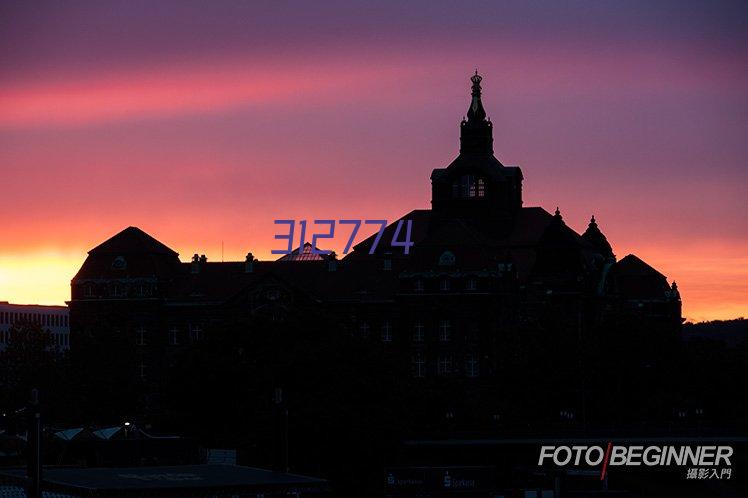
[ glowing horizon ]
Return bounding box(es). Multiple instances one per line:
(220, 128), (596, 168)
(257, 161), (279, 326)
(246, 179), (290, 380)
(1, 1), (746, 322)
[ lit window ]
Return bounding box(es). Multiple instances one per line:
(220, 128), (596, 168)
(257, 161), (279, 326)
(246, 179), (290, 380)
(438, 320), (451, 341)
(453, 175), (486, 198)
(383, 258), (392, 271)
(380, 321), (392, 342)
(440, 279), (450, 291)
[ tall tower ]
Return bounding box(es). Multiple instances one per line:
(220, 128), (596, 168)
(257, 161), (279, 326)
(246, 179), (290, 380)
(431, 72), (523, 220)
(460, 71), (493, 154)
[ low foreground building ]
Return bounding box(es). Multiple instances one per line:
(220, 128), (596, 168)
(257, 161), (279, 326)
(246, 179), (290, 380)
(0, 464), (327, 497)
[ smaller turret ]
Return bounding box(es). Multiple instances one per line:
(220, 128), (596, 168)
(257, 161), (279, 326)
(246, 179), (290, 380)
(582, 215), (615, 260)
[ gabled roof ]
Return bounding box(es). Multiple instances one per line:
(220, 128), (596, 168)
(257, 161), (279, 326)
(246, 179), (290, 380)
(614, 254), (667, 279)
(89, 227), (178, 256)
(607, 254), (671, 299)
(276, 242), (328, 262)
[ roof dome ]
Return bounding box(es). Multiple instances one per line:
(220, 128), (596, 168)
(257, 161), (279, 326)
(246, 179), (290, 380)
(582, 215), (614, 259)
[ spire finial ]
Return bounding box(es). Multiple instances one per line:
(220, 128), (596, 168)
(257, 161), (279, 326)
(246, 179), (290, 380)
(555, 206), (561, 217)
(467, 71), (486, 122)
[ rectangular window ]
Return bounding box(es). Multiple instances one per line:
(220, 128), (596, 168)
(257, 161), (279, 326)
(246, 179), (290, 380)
(136, 327), (146, 346)
(380, 321), (392, 342)
(189, 324), (202, 342)
(413, 321), (424, 342)
(437, 355), (453, 376)
(465, 354), (480, 377)
(438, 320), (451, 342)
(477, 178), (486, 197)
(358, 322), (370, 337)
(412, 353), (426, 378)
(169, 327), (179, 345)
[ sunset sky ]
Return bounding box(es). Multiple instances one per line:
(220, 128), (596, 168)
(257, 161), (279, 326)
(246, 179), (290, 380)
(1, 0), (746, 322)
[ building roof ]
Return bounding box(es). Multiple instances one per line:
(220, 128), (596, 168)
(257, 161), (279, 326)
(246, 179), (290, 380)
(89, 227), (179, 256)
(0, 464), (326, 494)
(582, 215), (614, 259)
(607, 254), (672, 299)
(614, 254), (667, 279)
(276, 242), (329, 262)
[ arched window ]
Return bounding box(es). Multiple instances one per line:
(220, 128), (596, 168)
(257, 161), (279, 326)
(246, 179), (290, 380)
(452, 175), (486, 198)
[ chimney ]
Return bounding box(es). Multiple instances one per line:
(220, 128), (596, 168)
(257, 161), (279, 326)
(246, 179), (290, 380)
(245, 252), (255, 273)
(191, 254), (200, 274)
(327, 252), (338, 272)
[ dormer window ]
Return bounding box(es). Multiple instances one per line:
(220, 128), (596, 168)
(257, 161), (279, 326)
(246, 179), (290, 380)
(112, 284), (125, 297)
(440, 278), (451, 291)
(452, 175), (486, 198)
(466, 278), (477, 291)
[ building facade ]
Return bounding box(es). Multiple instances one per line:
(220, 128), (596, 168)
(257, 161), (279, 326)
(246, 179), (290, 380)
(68, 73), (682, 423)
(0, 301), (70, 351)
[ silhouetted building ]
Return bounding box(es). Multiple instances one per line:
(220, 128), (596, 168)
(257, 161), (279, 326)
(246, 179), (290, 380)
(68, 73), (682, 425)
(0, 302), (70, 352)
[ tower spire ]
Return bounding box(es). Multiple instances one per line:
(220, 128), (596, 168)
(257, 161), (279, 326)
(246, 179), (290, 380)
(467, 70), (487, 122)
(459, 71), (493, 154)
